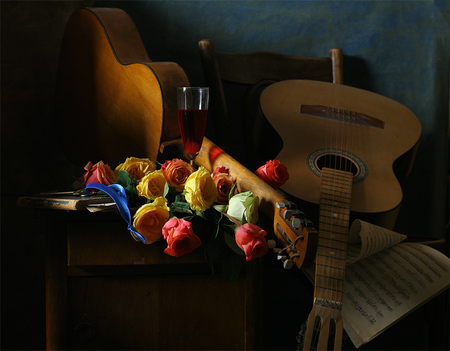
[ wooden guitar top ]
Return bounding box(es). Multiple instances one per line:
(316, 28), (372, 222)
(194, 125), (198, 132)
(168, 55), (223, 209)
(260, 80), (421, 213)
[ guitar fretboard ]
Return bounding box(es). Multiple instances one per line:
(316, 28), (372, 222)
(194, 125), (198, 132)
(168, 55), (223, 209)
(314, 167), (353, 308)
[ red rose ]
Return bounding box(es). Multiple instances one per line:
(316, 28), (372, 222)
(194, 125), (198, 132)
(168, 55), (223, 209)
(161, 159), (195, 192)
(211, 167), (236, 204)
(255, 160), (289, 189)
(162, 218), (202, 257)
(83, 161), (116, 186)
(235, 223), (268, 261)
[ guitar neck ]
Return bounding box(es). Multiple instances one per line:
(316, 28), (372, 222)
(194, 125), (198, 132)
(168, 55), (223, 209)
(314, 167), (353, 305)
(302, 167), (353, 351)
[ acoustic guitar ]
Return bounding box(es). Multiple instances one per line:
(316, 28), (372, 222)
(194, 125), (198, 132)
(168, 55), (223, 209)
(259, 80), (421, 350)
(54, 7), (190, 167)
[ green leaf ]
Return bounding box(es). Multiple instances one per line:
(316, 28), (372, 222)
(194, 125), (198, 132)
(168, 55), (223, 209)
(223, 230), (244, 256)
(204, 234), (223, 274)
(213, 204), (228, 213)
(222, 247), (242, 284)
(116, 170), (132, 188)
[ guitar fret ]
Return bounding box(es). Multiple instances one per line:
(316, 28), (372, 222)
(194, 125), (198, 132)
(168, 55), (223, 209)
(317, 263), (345, 270)
(317, 253), (346, 261)
(320, 210), (351, 220)
(320, 198), (348, 206)
(319, 221), (348, 235)
(321, 186), (352, 194)
(318, 244), (347, 251)
(321, 190), (352, 199)
(317, 274), (344, 282)
(318, 238), (348, 246)
(315, 285), (345, 294)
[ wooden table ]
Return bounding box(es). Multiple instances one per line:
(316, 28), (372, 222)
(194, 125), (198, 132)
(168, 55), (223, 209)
(43, 210), (262, 350)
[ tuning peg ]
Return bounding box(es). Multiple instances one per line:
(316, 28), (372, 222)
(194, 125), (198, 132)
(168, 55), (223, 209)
(272, 247), (282, 254)
(277, 254), (294, 269)
(291, 217), (301, 229)
(276, 201), (297, 209)
(276, 202), (287, 209)
(283, 209), (294, 220)
(267, 239), (277, 249)
(283, 258), (294, 270)
(304, 219), (315, 228)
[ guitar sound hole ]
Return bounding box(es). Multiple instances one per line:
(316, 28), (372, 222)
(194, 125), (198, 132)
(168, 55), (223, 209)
(316, 154), (359, 176)
(308, 148), (368, 184)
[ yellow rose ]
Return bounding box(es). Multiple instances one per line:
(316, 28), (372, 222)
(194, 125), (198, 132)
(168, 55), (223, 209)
(115, 157), (156, 180)
(184, 166), (217, 211)
(136, 170), (167, 200)
(132, 197), (170, 244)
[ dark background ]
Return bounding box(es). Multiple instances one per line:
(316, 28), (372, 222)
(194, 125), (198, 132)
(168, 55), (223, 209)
(1, 1), (448, 350)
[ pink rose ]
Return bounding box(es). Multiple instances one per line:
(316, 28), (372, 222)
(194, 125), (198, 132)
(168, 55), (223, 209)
(213, 166), (228, 174)
(255, 160), (289, 189)
(83, 161), (117, 186)
(235, 223), (268, 261)
(161, 158), (195, 192)
(162, 218), (202, 257)
(211, 166), (236, 204)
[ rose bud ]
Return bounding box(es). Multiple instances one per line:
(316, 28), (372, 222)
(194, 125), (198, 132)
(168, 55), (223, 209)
(132, 197), (170, 244)
(227, 191), (260, 225)
(162, 218), (202, 257)
(83, 160), (117, 186)
(211, 168), (236, 205)
(184, 166), (217, 211)
(115, 157), (156, 180)
(161, 158), (195, 192)
(255, 159), (289, 189)
(136, 170), (167, 200)
(235, 223), (268, 261)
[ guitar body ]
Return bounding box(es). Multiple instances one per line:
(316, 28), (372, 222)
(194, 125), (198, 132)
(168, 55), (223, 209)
(260, 80), (421, 214)
(55, 8), (189, 166)
(261, 80), (421, 350)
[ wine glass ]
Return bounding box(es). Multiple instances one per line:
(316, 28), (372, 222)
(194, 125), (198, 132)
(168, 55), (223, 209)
(177, 87), (209, 164)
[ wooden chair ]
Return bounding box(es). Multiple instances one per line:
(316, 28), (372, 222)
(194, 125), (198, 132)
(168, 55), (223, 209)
(198, 38), (343, 170)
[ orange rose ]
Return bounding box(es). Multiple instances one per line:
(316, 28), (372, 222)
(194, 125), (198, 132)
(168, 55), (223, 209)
(161, 158), (195, 192)
(115, 157), (156, 180)
(211, 167), (236, 204)
(132, 197), (170, 244)
(136, 170), (167, 200)
(235, 223), (268, 261)
(255, 160), (289, 189)
(83, 161), (116, 186)
(162, 218), (201, 257)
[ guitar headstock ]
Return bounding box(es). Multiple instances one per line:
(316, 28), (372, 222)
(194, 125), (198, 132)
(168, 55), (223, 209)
(272, 201), (318, 269)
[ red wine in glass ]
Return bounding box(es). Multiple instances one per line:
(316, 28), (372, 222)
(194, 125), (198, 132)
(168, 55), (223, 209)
(178, 109), (208, 160)
(177, 87), (209, 163)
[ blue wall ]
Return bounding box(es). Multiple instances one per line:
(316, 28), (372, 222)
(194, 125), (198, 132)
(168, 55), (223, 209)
(98, 0), (449, 239)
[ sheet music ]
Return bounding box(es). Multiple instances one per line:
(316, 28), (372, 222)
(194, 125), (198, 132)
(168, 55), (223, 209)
(342, 242), (450, 348)
(346, 220), (407, 264)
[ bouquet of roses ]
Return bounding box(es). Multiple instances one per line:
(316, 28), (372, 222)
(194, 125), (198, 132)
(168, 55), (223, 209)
(82, 156), (288, 283)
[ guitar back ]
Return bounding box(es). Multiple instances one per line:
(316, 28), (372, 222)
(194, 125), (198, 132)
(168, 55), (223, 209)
(55, 8), (189, 166)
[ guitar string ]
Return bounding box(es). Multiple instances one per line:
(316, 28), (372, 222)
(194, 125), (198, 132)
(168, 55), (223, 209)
(322, 104), (340, 347)
(311, 104), (334, 349)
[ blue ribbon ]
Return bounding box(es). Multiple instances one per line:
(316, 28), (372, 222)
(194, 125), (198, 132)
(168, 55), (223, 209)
(85, 182), (146, 243)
